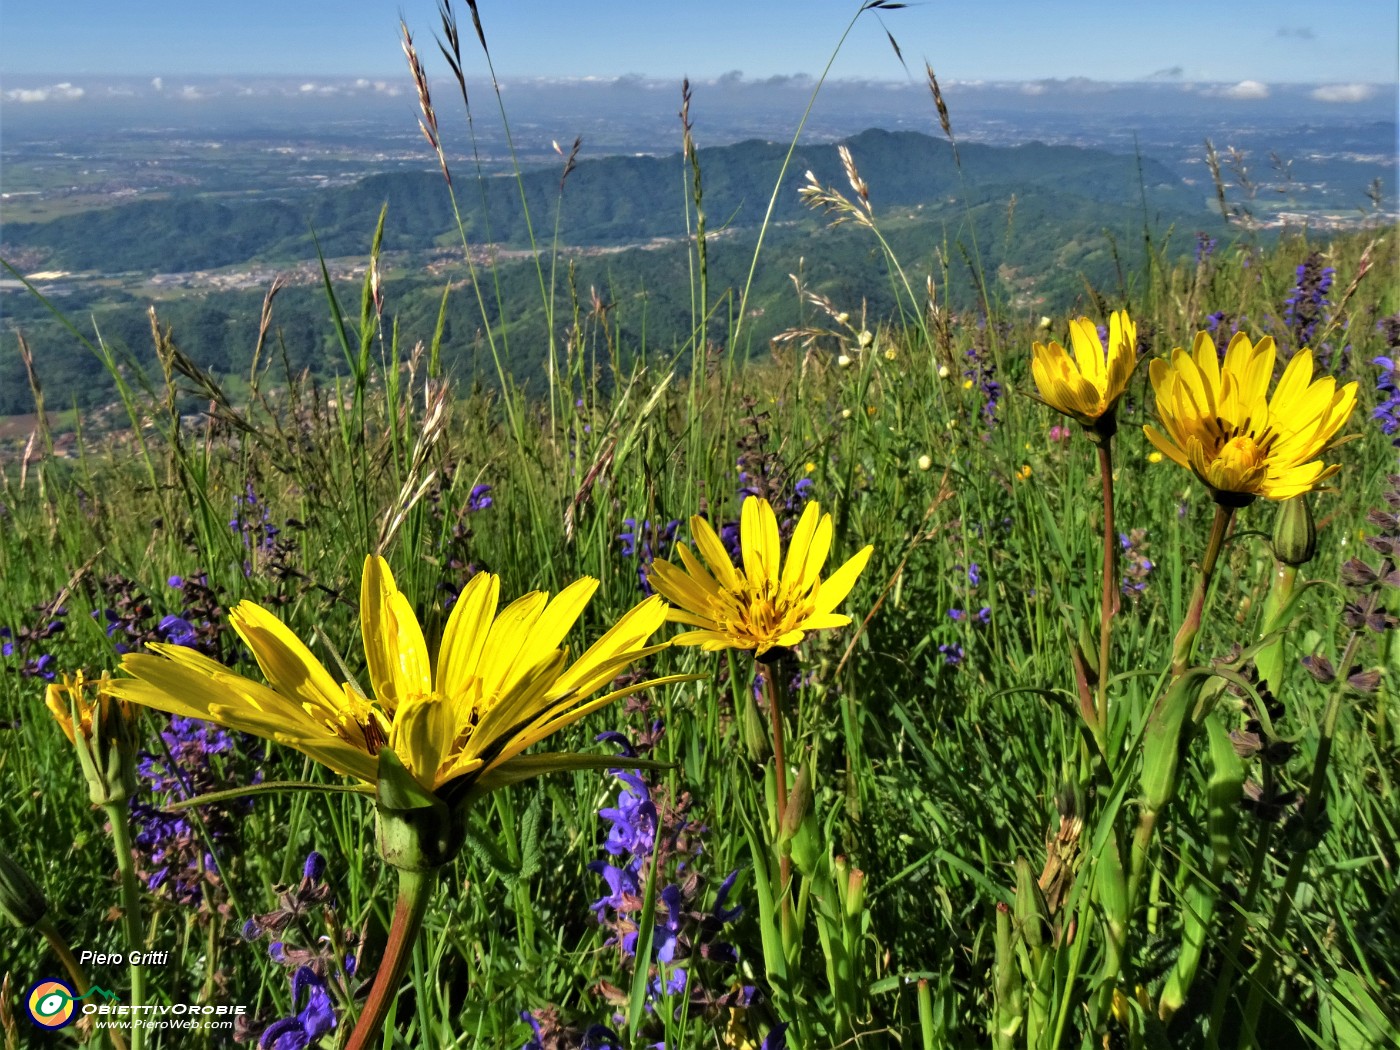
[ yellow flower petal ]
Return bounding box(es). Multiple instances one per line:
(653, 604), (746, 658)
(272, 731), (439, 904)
(231, 600), (343, 720)
(435, 571), (500, 699)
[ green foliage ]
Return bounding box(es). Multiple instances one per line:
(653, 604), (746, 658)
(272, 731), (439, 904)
(0, 59), (1396, 1046)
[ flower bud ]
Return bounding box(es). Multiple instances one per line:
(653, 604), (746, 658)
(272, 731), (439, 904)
(778, 764), (813, 845)
(0, 849), (48, 929)
(917, 454), (932, 471)
(1271, 496), (1317, 566)
(1012, 856), (1049, 953)
(46, 671), (140, 805)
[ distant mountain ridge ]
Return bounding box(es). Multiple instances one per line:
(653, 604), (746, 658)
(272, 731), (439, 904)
(3, 129), (1206, 274)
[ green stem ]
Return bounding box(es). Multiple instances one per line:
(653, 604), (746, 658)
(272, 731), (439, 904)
(1097, 442), (1119, 736)
(36, 917), (128, 1050)
(763, 668), (795, 940)
(1235, 629), (1362, 1049)
(103, 801), (145, 1050)
(1170, 503), (1234, 679)
(344, 866), (436, 1050)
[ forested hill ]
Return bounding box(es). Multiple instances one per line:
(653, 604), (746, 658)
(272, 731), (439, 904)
(4, 129), (1205, 274)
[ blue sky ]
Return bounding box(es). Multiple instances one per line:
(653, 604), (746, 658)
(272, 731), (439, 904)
(1, 0), (1396, 84)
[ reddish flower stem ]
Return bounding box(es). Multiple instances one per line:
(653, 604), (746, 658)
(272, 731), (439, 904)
(1170, 504), (1234, 679)
(763, 668), (795, 936)
(1097, 443), (1119, 732)
(344, 867), (435, 1050)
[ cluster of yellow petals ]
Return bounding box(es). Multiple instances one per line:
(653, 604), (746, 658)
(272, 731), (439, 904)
(1143, 331), (1357, 503)
(109, 557), (673, 795)
(45, 669), (132, 745)
(1031, 310), (1137, 428)
(648, 497), (873, 655)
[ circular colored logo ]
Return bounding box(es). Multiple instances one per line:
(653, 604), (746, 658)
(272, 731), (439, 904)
(26, 979), (78, 1029)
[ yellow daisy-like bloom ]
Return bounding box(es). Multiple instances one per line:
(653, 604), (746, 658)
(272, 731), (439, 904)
(109, 557), (673, 798)
(1143, 331), (1357, 505)
(648, 497), (873, 655)
(1031, 310), (1137, 432)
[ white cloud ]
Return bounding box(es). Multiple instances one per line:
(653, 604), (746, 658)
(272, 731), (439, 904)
(151, 76), (164, 92)
(1311, 83), (1376, 103)
(177, 85), (205, 100)
(1220, 80), (1270, 99)
(299, 82), (318, 92)
(1020, 82), (1047, 95)
(3, 82), (84, 103)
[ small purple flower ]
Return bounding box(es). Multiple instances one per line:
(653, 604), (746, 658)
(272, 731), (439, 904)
(619, 517), (680, 595)
(467, 484), (494, 513)
(259, 967), (336, 1050)
(157, 614), (199, 649)
(232, 483), (280, 556)
(1119, 529), (1155, 598)
(302, 851), (326, 881)
(966, 563), (981, 587)
(938, 642), (964, 666)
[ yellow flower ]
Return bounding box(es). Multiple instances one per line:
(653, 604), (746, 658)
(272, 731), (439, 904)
(1143, 332), (1357, 504)
(1031, 310), (1136, 432)
(647, 497), (873, 655)
(46, 669), (133, 746)
(109, 557), (674, 799)
(1016, 464), (1033, 481)
(1147, 451), (1164, 464)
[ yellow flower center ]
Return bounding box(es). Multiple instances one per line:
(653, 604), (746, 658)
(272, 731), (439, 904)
(712, 579), (810, 649)
(1205, 417), (1279, 493)
(1217, 434), (1263, 474)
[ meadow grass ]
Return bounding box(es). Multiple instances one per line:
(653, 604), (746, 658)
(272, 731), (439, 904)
(1, 7), (1398, 1048)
